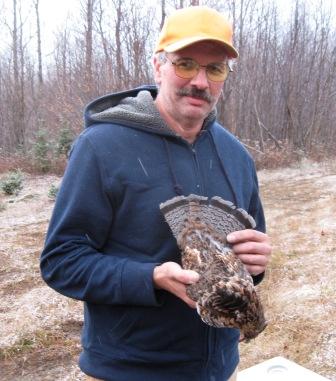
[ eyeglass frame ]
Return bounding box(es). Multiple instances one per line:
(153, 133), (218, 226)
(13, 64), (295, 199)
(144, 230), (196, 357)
(161, 53), (233, 82)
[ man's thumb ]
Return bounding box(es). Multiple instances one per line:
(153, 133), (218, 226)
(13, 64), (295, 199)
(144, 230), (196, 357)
(180, 270), (200, 284)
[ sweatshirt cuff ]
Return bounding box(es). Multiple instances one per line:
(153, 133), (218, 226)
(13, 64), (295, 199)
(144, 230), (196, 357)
(121, 260), (161, 306)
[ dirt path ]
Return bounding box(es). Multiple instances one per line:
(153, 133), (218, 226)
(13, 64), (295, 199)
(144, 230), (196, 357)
(1, 159), (335, 380)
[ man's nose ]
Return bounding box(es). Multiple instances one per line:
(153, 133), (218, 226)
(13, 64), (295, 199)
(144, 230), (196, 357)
(189, 67), (209, 89)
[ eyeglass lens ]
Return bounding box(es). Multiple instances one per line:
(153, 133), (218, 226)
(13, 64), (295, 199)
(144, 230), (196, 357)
(172, 58), (229, 82)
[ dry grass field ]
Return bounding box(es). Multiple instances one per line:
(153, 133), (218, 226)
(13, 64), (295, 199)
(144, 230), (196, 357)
(1, 159), (335, 380)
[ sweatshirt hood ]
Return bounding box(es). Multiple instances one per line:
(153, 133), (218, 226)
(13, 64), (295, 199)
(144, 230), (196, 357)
(84, 85), (216, 137)
(84, 85), (219, 198)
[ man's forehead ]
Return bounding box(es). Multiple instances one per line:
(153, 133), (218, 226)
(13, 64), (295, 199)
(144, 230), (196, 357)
(171, 41), (229, 59)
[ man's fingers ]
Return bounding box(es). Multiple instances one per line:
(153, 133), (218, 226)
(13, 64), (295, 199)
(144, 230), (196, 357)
(226, 230), (272, 276)
(153, 263), (199, 308)
(232, 241), (272, 256)
(227, 229), (270, 244)
(185, 297), (197, 309)
(243, 264), (265, 276)
(237, 253), (269, 267)
(175, 269), (200, 285)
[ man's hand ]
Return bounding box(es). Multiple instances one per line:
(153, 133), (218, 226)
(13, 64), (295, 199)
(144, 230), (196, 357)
(227, 229), (272, 276)
(153, 262), (199, 308)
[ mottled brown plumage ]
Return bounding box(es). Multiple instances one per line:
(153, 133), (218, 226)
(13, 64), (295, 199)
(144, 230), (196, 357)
(160, 194), (267, 341)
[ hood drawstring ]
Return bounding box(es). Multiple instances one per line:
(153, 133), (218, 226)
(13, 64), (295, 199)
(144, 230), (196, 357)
(163, 138), (184, 196)
(163, 132), (238, 203)
(208, 131), (239, 206)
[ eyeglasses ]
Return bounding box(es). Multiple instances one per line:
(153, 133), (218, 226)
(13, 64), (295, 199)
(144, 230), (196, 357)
(165, 55), (232, 82)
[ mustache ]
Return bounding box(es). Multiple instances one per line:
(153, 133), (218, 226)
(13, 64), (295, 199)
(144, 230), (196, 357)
(176, 87), (213, 103)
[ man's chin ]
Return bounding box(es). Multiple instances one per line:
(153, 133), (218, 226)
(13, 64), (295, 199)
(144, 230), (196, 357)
(181, 104), (210, 120)
(184, 96), (209, 107)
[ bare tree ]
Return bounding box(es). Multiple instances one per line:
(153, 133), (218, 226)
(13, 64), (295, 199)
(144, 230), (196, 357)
(9, 0), (26, 150)
(33, 0), (43, 86)
(113, 0), (125, 86)
(81, 0), (96, 98)
(160, 0), (166, 29)
(96, 0), (113, 84)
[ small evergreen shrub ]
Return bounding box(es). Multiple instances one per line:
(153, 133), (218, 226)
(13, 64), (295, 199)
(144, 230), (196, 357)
(32, 126), (51, 173)
(1, 170), (24, 195)
(56, 124), (74, 158)
(48, 184), (59, 200)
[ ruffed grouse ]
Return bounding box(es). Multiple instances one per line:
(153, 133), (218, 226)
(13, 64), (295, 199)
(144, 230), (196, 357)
(160, 194), (267, 341)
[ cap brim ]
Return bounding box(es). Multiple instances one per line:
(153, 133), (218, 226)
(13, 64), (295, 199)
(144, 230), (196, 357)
(163, 36), (238, 58)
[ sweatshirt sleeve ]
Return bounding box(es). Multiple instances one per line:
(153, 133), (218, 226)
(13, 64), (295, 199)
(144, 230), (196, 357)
(248, 161), (267, 286)
(248, 163), (266, 234)
(40, 134), (160, 306)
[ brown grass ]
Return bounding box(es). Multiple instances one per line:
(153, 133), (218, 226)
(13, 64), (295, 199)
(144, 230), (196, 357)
(239, 159), (336, 380)
(244, 140), (335, 171)
(0, 141), (334, 175)
(0, 323), (82, 381)
(0, 153), (67, 175)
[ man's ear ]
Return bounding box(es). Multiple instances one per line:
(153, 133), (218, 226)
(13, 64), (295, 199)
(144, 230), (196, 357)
(153, 55), (163, 85)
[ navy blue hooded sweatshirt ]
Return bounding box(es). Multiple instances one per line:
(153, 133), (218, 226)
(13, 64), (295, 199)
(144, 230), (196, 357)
(40, 86), (265, 381)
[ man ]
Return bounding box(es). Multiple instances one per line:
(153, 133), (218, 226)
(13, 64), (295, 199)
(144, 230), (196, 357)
(40, 6), (271, 381)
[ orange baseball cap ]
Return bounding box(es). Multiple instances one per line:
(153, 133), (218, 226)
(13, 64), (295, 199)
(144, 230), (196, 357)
(154, 6), (238, 58)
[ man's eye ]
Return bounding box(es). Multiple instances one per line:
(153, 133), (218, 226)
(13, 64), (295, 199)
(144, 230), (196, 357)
(177, 60), (195, 70)
(208, 64), (226, 74)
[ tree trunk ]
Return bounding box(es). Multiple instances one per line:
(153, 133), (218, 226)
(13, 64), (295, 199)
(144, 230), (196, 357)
(34, 0), (43, 86)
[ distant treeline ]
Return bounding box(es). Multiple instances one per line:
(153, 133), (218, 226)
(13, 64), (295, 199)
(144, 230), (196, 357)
(0, 0), (335, 160)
